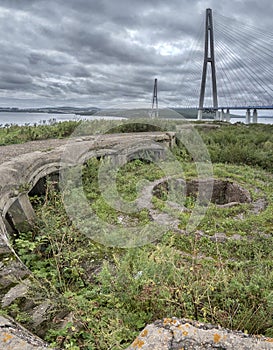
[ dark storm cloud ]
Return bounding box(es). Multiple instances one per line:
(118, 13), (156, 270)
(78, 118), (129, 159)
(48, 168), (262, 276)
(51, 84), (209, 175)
(0, 0), (272, 107)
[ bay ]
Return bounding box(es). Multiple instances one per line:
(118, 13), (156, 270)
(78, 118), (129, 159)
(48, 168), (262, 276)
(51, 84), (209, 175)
(0, 112), (77, 126)
(230, 116), (273, 124)
(0, 112), (272, 126)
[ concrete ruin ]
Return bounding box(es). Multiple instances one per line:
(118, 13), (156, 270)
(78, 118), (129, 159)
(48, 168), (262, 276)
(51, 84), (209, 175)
(152, 178), (252, 205)
(0, 131), (272, 349)
(0, 132), (175, 348)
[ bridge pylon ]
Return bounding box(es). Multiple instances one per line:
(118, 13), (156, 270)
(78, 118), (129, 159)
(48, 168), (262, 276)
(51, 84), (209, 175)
(151, 78), (158, 118)
(198, 8), (218, 120)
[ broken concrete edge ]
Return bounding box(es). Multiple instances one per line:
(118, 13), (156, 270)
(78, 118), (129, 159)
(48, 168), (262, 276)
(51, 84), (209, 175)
(0, 132), (175, 212)
(126, 317), (273, 350)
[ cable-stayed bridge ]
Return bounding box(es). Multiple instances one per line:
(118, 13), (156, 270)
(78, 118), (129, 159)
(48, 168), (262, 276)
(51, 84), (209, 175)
(152, 8), (273, 123)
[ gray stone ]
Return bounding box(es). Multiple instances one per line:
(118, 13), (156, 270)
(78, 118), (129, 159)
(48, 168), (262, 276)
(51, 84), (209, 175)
(127, 323), (171, 350)
(0, 258), (29, 289)
(252, 198), (267, 214)
(149, 210), (180, 228)
(230, 233), (244, 241)
(217, 201), (240, 208)
(166, 200), (190, 212)
(127, 318), (273, 350)
(225, 182), (251, 203)
(0, 316), (53, 350)
(210, 232), (228, 243)
(30, 300), (53, 328)
(2, 280), (30, 307)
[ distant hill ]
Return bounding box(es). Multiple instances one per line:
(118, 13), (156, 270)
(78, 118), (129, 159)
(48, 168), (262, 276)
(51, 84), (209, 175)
(0, 106), (100, 115)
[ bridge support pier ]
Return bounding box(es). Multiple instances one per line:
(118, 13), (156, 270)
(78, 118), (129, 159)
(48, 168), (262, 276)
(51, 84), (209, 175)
(219, 109), (230, 122)
(220, 109), (224, 121)
(246, 109), (251, 124)
(215, 110), (220, 120)
(197, 109), (203, 120)
(252, 109), (258, 123)
(225, 109), (230, 122)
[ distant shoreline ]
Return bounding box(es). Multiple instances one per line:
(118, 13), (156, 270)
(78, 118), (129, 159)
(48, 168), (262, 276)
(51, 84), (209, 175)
(0, 111), (272, 126)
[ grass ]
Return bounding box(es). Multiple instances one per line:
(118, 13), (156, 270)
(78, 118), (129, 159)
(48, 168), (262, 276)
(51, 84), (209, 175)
(12, 159), (273, 349)
(3, 121), (273, 349)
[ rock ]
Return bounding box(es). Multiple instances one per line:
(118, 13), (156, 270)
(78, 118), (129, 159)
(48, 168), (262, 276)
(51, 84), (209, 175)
(30, 300), (53, 329)
(225, 182), (251, 203)
(128, 323), (171, 349)
(149, 210), (180, 228)
(2, 280), (30, 307)
(252, 198), (267, 214)
(210, 232), (228, 243)
(0, 315), (53, 350)
(217, 201), (240, 208)
(166, 200), (189, 212)
(230, 233), (243, 241)
(0, 257), (29, 289)
(127, 318), (273, 350)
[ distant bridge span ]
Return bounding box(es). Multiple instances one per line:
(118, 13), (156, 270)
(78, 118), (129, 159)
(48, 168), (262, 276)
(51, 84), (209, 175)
(204, 106), (273, 111)
(200, 106), (273, 123)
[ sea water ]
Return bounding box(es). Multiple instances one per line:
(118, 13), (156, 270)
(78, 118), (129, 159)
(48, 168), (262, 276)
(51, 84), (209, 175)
(0, 112), (272, 126)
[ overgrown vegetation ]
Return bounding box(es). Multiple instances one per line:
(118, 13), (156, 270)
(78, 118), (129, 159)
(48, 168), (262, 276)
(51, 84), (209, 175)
(0, 118), (179, 145)
(199, 123), (273, 171)
(6, 121), (273, 349)
(0, 121), (80, 145)
(2, 119), (273, 172)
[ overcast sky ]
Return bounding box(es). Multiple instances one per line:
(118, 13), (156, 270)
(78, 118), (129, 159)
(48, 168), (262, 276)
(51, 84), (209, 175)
(0, 0), (273, 109)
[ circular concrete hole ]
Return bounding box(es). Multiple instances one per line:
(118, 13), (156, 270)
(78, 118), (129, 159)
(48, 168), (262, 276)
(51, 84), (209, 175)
(152, 178), (252, 205)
